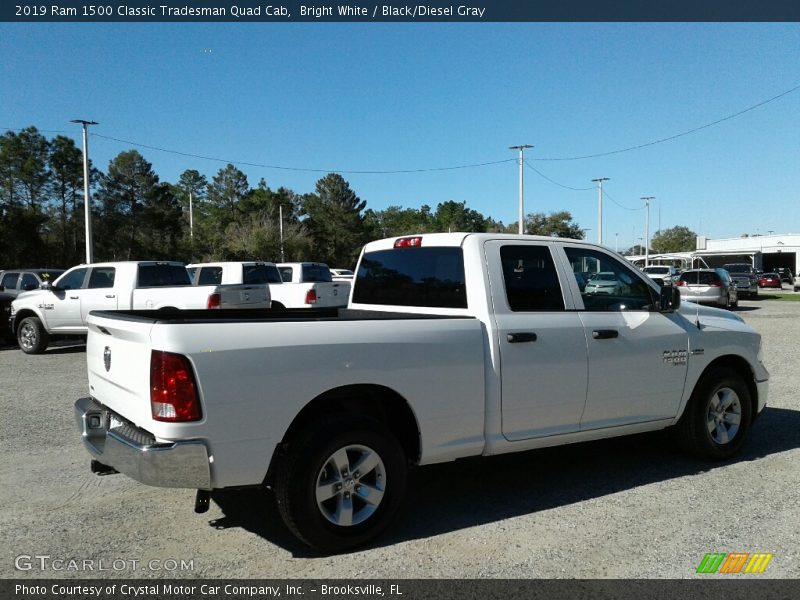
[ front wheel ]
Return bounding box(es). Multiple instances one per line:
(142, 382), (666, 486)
(677, 367), (752, 460)
(274, 416), (407, 552)
(17, 316), (49, 354)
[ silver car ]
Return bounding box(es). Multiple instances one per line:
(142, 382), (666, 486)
(584, 271), (622, 295)
(676, 268), (738, 309)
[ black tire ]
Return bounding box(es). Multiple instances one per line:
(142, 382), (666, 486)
(677, 367), (752, 460)
(271, 302), (286, 310)
(17, 316), (49, 354)
(274, 415), (407, 552)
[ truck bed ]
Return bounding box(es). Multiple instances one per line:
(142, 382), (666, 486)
(89, 307), (471, 324)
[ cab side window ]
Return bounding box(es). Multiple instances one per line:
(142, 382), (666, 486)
(500, 245), (565, 312)
(20, 273), (39, 290)
(565, 247), (654, 312)
(58, 268), (88, 291)
(197, 267), (223, 285)
(88, 267), (116, 289)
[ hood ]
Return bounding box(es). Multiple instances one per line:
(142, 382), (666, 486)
(11, 288), (50, 306)
(678, 301), (749, 332)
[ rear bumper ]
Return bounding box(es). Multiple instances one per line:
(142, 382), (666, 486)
(74, 397), (211, 489)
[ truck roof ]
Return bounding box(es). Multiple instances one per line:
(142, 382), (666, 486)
(363, 232), (607, 252)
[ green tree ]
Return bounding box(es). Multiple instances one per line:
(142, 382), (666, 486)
(433, 200), (488, 233)
(48, 135), (85, 265)
(95, 150), (160, 260)
(301, 173), (369, 268)
(650, 225), (697, 253)
(524, 210), (584, 239)
(0, 128), (51, 265)
(206, 163), (249, 226)
(364, 205), (435, 238)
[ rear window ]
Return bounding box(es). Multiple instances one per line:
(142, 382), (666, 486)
(243, 264), (283, 284)
(680, 271), (719, 285)
(302, 264), (333, 283)
(723, 264), (752, 274)
(137, 264), (191, 287)
(353, 247), (467, 309)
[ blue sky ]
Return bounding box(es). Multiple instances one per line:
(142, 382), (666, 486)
(2, 23), (799, 247)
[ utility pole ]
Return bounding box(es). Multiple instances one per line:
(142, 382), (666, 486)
(279, 204), (285, 262)
(71, 119), (98, 264)
(615, 232), (619, 253)
(509, 145), (533, 234)
(189, 191), (194, 239)
(591, 177), (609, 245)
(641, 196), (655, 267)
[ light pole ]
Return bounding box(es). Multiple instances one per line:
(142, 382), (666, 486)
(641, 196), (654, 267)
(615, 232), (619, 253)
(71, 119), (98, 264)
(591, 177), (609, 245)
(509, 144), (533, 234)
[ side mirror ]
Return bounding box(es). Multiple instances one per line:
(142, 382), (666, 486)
(660, 285), (681, 312)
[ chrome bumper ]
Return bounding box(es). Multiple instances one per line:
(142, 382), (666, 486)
(74, 397), (211, 489)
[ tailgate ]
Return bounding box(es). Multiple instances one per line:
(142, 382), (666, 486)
(217, 284), (270, 309)
(311, 281), (351, 307)
(85, 313), (155, 428)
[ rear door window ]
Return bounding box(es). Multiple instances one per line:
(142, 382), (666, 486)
(353, 247), (466, 308)
(20, 273), (40, 290)
(500, 245), (565, 311)
(88, 267), (116, 289)
(278, 267), (293, 282)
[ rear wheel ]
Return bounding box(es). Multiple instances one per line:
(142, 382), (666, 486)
(274, 415), (407, 552)
(677, 367), (752, 460)
(17, 316), (49, 354)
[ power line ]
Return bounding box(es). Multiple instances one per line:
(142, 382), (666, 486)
(524, 160), (593, 191)
(603, 189), (644, 212)
(531, 82), (800, 161)
(90, 132), (516, 174)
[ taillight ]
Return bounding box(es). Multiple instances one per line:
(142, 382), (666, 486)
(207, 293), (221, 309)
(676, 280), (686, 287)
(150, 350), (202, 422)
(394, 236), (423, 248)
(305, 289), (317, 305)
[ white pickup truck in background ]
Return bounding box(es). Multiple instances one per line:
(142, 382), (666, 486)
(11, 261), (270, 354)
(75, 234), (768, 552)
(187, 261), (349, 309)
(277, 262), (351, 307)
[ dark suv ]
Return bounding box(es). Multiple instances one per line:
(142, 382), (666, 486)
(0, 269), (65, 298)
(722, 263), (759, 299)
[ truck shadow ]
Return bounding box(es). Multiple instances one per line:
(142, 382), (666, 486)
(209, 406), (800, 557)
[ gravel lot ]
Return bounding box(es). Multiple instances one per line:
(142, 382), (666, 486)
(1, 298), (799, 579)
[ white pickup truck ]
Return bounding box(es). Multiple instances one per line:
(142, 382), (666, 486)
(187, 261), (347, 309)
(12, 261), (270, 354)
(75, 234), (768, 552)
(277, 262), (351, 308)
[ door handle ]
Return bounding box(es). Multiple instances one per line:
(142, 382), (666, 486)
(507, 332), (537, 343)
(69, 295), (79, 300)
(105, 294), (116, 299)
(592, 329), (619, 340)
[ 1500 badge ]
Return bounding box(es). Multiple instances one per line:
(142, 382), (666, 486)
(663, 350), (688, 365)
(37, 303), (54, 310)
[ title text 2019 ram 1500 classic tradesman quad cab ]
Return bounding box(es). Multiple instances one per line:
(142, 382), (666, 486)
(74, 234), (768, 552)
(11, 261), (270, 354)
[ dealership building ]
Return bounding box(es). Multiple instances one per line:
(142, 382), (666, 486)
(630, 233), (800, 274)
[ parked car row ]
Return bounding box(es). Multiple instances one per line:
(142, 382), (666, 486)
(3, 260), (350, 352)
